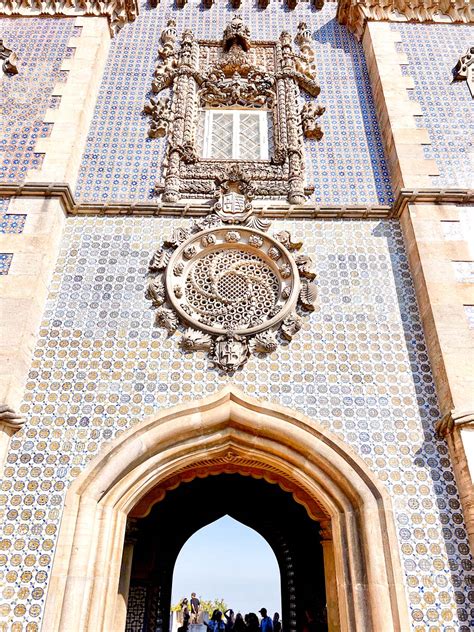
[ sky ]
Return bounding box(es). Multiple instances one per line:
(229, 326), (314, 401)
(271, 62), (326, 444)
(171, 515), (282, 616)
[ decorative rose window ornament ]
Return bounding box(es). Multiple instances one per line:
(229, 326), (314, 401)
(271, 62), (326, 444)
(145, 175), (317, 372)
(143, 15), (325, 204)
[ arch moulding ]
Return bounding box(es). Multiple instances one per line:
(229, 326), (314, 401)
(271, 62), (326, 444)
(43, 386), (409, 632)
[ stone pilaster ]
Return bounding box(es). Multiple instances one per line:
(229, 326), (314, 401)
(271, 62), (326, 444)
(26, 16), (111, 186)
(401, 203), (474, 552)
(362, 22), (439, 195)
(0, 16), (112, 468)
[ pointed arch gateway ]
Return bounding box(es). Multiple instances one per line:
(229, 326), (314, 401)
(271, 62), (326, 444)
(43, 387), (409, 632)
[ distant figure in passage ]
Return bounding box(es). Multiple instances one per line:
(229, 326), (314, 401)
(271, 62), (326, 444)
(246, 612), (260, 632)
(233, 613), (246, 632)
(259, 608), (273, 631)
(205, 609), (226, 631)
(190, 593), (200, 623)
(302, 609), (318, 632)
(272, 613), (281, 632)
(180, 598), (190, 627)
(224, 608), (235, 630)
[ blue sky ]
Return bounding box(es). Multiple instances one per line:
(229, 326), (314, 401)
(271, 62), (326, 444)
(171, 515), (281, 616)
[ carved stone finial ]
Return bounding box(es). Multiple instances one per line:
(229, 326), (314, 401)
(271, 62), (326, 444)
(159, 19), (177, 59)
(453, 47), (474, 98)
(0, 40), (18, 76)
(0, 404), (25, 431)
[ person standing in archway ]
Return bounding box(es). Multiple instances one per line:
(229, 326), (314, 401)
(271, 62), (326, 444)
(272, 613), (281, 632)
(190, 592), (200, 623)
(258, 608), (273, 631)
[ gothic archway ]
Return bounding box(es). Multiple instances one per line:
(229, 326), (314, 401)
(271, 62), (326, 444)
(43, 386), (409, 632)
(126, 475), (325, 632)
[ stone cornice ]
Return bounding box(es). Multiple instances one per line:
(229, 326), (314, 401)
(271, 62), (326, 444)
(436, 410), (474, 438)
(0, 0), (138, 35)
(337, 0), (473, 40)
(0, 182), (473, 218)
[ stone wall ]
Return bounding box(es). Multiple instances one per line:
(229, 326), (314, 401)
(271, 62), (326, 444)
(0, 215), (471, 631)
(394, 23), (474, 189)
(0, 18), (76, 182)
(74, 1), (393, 206)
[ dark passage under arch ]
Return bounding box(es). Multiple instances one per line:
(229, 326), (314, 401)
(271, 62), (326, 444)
(125, 474), (327, 632)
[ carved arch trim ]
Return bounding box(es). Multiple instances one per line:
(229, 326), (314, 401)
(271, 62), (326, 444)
(43, 386), (409, 632)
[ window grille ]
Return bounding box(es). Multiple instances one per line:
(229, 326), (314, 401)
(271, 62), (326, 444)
(198, 110), (271, 161)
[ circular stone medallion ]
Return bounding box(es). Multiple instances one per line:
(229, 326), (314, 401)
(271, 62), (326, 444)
(166, 227), (300, 336)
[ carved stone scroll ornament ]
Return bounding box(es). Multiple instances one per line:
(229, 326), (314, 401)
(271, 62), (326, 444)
(143, 16), (325, 205)
(453, 47), (474, 98)
(0, 39), (18, 75)
(145, 185), (317, 372)
(0, 404), (25, 431)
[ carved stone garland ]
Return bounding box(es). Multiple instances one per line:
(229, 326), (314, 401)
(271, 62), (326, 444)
(145, 178), (317, 372)
(453, 47), (474, 98)
(143, 16), (324, 205)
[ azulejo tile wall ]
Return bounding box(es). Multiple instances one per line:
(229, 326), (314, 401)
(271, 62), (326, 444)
(0, 197), (26, 235)
(0, 253), (13, 275)
(0, 215), (471, 631)
(0, 18), (75, 183)
(395, 24), (474, 189)
(74, 1), (393, 206)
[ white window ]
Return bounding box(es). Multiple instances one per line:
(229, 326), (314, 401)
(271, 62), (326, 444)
(197, 110), (272, 161)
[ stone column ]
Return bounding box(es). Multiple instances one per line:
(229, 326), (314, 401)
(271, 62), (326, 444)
(113, 519), (139, 632)
(320, 520), (340, 632)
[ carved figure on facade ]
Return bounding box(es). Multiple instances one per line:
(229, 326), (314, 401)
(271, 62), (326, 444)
(301, 102), (326, 140)
(452, 47), (474, 98)
(143, 15), (325, 205)
(145, 183), (317, 372)
(0, 39), (18, 75)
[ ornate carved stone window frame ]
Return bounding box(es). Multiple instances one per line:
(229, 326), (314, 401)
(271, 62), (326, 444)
(143, 16), (325, 205)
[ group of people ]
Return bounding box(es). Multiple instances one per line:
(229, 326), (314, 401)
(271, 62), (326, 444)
(178, 596), (281, 632)
(205, 608), (281, 632)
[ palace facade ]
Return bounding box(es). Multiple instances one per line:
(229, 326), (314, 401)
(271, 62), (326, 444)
(0, 1), (473, 631)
